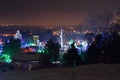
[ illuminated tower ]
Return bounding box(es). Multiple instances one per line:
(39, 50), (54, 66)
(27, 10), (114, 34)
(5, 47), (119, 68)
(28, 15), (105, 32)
(60, 29), (63, 49)
(14, 30), (22, 40)
(33, 35), (39, 46)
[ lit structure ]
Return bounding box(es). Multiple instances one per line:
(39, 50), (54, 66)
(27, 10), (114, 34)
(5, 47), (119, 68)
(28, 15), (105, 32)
(33, 35), (39, 46)
(81, 40), (88, 51)
(60, 29), (63, 49)
(65, 40), (89, 54)
(14, 30), (22, 40)
(76, 40), (88, 54)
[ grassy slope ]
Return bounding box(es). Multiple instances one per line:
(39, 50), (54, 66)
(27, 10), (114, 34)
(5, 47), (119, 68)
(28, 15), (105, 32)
(0, 64), (120, 80)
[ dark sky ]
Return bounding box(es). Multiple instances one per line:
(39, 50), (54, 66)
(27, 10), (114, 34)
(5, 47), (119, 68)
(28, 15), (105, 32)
(0, 0), (120, 26)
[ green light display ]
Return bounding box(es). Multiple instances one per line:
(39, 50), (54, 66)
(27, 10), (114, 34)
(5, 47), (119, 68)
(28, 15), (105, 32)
(37, 49), (44, 53)
(0, 54), (12, 63)
(69, 39), (74, 45)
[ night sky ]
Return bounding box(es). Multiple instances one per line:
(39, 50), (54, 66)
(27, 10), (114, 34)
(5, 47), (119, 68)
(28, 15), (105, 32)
(0, 0), (120, 26)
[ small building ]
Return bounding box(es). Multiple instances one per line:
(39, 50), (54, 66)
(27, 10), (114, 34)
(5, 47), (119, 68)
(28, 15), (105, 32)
(12, 53), (41, 71)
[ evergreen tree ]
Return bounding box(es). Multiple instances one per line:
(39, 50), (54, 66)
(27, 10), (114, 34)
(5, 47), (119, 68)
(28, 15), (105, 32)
(46, 39), (60, 61)
(3, 38), (21, 57)
(62, 42), (82, 67)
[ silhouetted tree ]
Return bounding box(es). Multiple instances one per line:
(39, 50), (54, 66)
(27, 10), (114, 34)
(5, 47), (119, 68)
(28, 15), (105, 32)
(86, 42), (99, 64)
(46, 39), (60, 62)
(62, 42), (82, 67)
(86, 23), (120, 64)
(104, 30), (120, 63)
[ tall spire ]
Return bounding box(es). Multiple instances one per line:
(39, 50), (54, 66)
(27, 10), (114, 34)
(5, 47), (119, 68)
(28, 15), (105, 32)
(60, 28), (63, 49)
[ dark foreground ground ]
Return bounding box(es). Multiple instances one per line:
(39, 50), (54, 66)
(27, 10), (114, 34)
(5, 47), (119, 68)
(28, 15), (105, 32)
(0, 63), (120, 80)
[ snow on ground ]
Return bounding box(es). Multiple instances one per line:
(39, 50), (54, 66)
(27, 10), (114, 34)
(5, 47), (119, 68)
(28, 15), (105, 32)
(0, 63), (120, 80)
